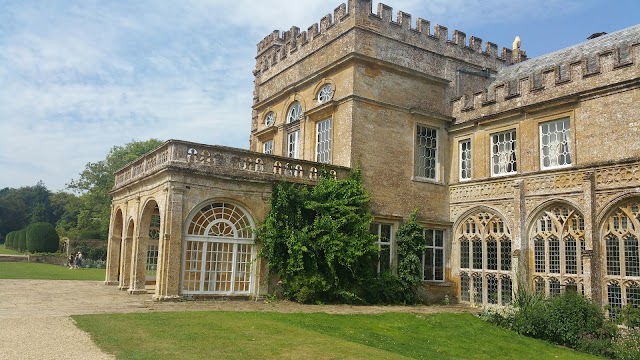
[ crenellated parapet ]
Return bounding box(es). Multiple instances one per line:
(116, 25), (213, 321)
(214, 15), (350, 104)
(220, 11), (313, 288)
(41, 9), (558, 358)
(254, 0), (517, 81)
(452, 39), (640, 123)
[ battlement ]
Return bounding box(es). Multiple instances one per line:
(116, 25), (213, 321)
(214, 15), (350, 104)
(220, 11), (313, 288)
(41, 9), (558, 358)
(254, 0), (520, 79)
(451, 40), (640, 123)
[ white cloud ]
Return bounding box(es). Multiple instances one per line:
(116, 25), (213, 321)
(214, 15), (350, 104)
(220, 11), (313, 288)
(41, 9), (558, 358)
(0, 0), (634, 191)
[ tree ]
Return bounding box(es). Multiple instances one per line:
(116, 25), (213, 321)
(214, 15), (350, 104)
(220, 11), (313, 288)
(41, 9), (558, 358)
(26, 222), (60, 253)
(66, 139), (163, 239)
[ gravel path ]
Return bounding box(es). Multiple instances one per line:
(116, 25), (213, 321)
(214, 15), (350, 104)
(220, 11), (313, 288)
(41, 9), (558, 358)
(0, 279), (476, 359)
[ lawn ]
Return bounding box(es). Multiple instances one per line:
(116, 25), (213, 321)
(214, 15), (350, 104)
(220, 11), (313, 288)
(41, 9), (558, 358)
(73, 311), (598, 359)
(0, 244), (23, 255)
(0, 262), (105, 280)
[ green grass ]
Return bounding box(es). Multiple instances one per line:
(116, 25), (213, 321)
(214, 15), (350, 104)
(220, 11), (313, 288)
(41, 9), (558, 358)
(73, 312), (598, 359)
(0, 244), (23, 255)
(0, 262), (105, 280)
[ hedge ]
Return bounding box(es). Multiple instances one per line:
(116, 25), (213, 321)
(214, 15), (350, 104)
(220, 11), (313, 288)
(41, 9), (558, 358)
(17, 229), (27, 252)
(27, 222), (60, 253)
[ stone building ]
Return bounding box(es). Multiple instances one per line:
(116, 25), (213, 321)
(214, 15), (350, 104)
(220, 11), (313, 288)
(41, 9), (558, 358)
(105, 0), (640, 312)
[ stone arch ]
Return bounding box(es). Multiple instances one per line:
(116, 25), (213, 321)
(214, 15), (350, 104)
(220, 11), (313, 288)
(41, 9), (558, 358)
(181, 200), (256, 295)
(106, 207), (124, 284)
(281, 94), (307, 122)
(138, 198), (162, 285)
(598, 195), (640, 315)
(454, 206), (513, 306)
(119, 218), (135, 290)
(526, 202), (586, 297)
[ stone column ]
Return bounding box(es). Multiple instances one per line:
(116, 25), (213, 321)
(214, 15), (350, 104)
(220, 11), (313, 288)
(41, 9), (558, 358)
(153, 186), (184, 301)
(104, 204), (120, 285)
(512, 179), (526, 294)
(582, 171), (597, 302)
(104, 234), (121, 285)
(118, 236), (132, 291)
(128, 234), (149, 294)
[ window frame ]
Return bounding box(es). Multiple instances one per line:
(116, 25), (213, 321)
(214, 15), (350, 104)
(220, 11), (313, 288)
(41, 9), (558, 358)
(414, 124), (439, 181)
(286, 101), (302, 124)
(262, 139), (273, 155)
(370, 222), (393, 275)
(286, 130), (299, 159)
(490, 129), (517, 177)
(315, 118), (332, 164)
(422, 228), (445, 282)
(459, 139), (472, 181)
(539, 117), (572, 170)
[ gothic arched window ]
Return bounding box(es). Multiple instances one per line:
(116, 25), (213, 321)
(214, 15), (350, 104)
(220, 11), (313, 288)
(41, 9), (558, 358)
(457, 211), (512, 305)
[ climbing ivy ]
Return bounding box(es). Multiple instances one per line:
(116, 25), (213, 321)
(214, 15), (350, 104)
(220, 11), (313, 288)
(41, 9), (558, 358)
(395, 210), (427, 303)
(258, 169), (378, 304)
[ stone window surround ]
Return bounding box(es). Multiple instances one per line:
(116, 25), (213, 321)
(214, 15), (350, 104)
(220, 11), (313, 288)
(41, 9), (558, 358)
(459, 138), (472, 181)
(412, 118), (445, 184)
(534, 111), (575, 171)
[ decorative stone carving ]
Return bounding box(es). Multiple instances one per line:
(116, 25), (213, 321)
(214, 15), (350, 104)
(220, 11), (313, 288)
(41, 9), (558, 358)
(450, 180), (512, 203)
(595, 163), (640, 189)
(524, 171), (583, 194)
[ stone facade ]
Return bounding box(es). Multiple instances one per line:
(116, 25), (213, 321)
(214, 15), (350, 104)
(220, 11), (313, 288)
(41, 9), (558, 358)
(106, 0), (640, 309)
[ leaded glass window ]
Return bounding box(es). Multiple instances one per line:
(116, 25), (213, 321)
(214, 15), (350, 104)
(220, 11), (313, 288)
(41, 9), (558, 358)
(317, 83), (333, 103)
(473, 273), (483, 304)
(423, 229), (444, 281)
(263, 139), (273, 155)
(530, 205), (585, 297)
(460, 139), (471, 180)
(264, 111), (275, 127)
(549, 277), (561, 297)
(316, 118), (332, 164)
(491, 129), (517, 176)
(540, 118), (571, 169)
(460, 272), (470, 302)
(501, 275), (512, 305)
(416, 125), (438, 179)
(287, 130), (299, 159)
(602, 201), (640, 312)
(286, 102), (302, 123)
(456, 211), (512, 305)
(534, 277), (545, 295)
(607, 236), (621, 276)
(370, 223), (393, 274)
(608, 282), (622, 320)
(460, 239), (469, 269)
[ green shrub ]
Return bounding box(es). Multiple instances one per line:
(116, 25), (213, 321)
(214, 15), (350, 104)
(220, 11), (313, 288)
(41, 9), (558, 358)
(78, 230), (103, 240)
(26, 222), (60, 253)
(87, 246), (107, 261)
(511, 290), (609, 351)
(614, 327), (640, 360)
(620, 304), (640, 328)
(259, 170), (378, 304)
(5, 231), (14, 248)
(17, 229), (27, 252)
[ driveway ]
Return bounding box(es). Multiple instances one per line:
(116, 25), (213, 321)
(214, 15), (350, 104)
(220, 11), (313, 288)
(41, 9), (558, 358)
(0, 279), (475, 359)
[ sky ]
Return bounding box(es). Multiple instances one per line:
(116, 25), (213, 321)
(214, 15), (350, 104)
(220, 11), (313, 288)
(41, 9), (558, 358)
(1, 0), (638, 192)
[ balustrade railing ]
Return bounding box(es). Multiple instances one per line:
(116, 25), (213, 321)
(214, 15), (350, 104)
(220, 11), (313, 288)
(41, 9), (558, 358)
(113, 140), (348, 190)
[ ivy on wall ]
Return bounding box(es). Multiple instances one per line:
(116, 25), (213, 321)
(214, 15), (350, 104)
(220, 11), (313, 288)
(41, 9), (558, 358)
(258, 170), (377, 303)
(259, 170), (426, 304)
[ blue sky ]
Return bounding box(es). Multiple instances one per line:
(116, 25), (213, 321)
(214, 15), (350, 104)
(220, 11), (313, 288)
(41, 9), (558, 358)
(1, 0), (638, 192)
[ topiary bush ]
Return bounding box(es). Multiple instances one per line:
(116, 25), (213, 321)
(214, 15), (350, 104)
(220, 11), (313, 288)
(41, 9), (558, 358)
(5, 231), (14, 249)
(17, 229), (27, 252)
(26, 222), (60, 253)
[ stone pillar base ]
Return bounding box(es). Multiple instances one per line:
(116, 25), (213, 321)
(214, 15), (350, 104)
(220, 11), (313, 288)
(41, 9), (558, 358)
(152, 294), (182, 302)
(118, 286), (129, 291)
(128, 289), (149, 295)
(104, 281), (119, 286)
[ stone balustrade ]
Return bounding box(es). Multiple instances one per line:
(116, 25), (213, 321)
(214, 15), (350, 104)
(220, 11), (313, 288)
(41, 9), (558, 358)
(113, 140), (350, 190)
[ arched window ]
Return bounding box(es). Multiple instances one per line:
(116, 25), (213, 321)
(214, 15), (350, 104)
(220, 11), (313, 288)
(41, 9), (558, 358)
(183, 202), (255, 295)
(264, 111), (275, 127)
(317, 84), (333, 103)
(286, 101), (302, 123)
(529, 205), (585, 296)
(602, 200), (640, 314)
(457, 211), (512, 305)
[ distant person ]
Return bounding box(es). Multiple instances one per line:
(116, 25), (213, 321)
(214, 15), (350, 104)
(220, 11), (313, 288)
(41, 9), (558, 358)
(76, 252), (83, 268)
(68, 254), (74, 269)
